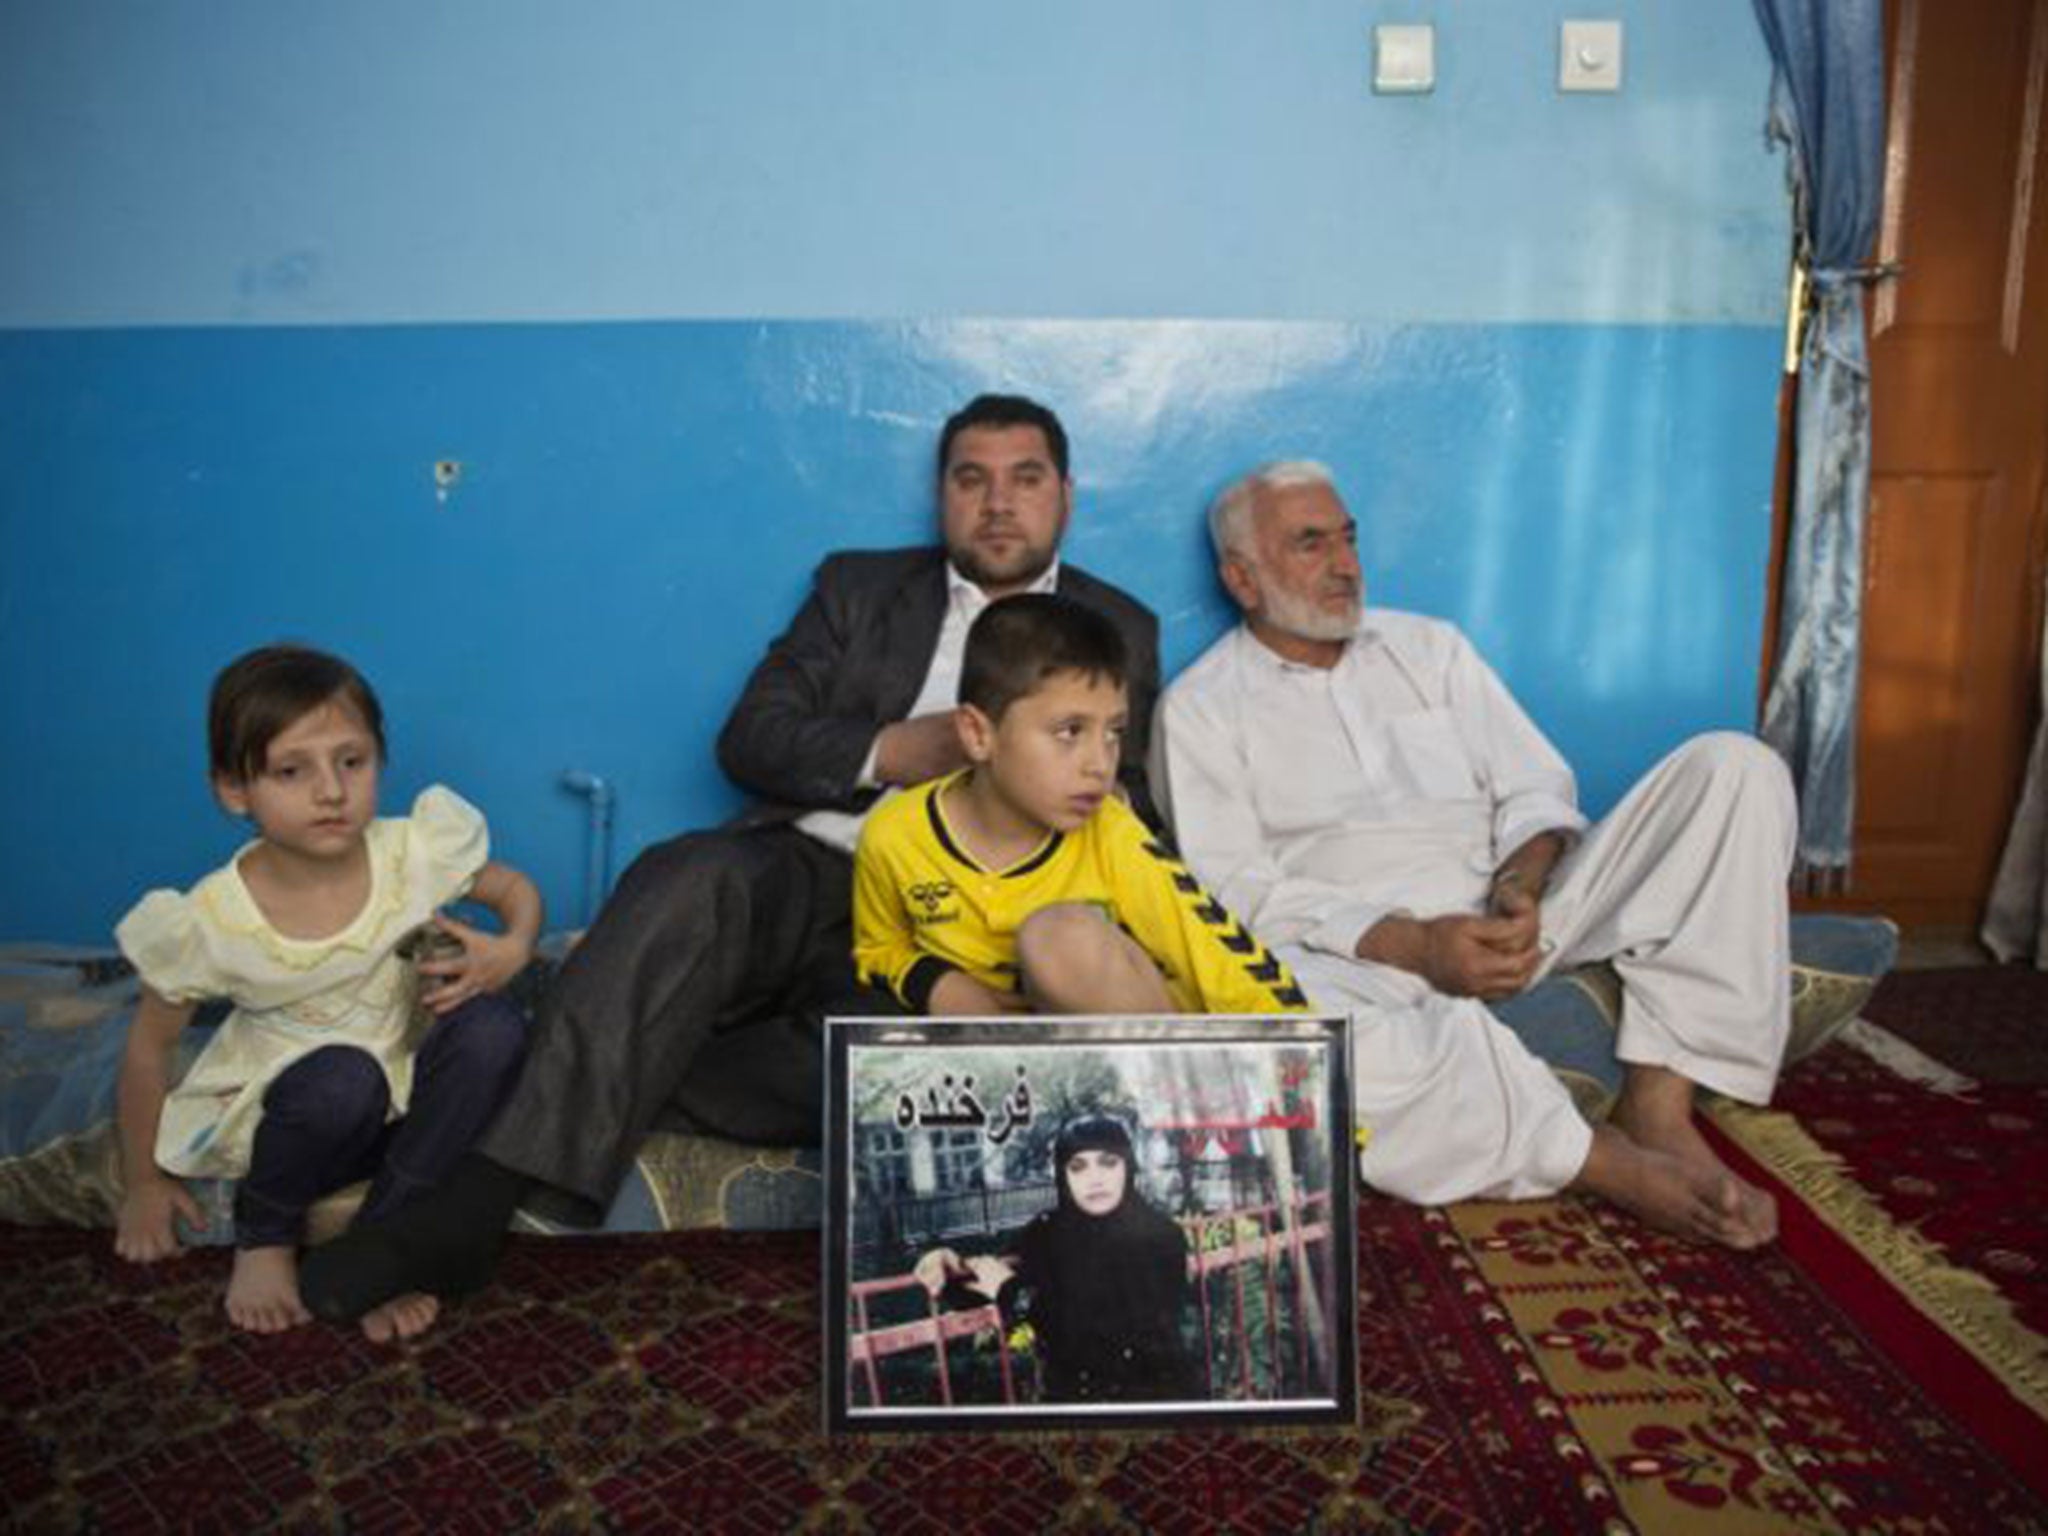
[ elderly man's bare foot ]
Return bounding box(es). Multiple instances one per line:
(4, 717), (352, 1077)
(1611, 1066), (1778, 1245)
(1612, 1067), (1718, 1166)
(1577, 1125), (1777, 1249)
(361, 1291), (440, 1344)
(225, 1246), (312, 1333)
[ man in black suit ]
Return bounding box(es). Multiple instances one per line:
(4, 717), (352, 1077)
(302, 394), (1160, 1333)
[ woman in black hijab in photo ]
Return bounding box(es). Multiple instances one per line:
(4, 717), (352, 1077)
(913, 1113), (1201, 1404)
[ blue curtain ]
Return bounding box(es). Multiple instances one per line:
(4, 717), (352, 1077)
(1752, 0), (1887, 887)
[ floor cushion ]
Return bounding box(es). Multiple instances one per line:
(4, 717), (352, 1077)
(1488, 913), (1900, 1121)
(0, 914), (1897, 1237)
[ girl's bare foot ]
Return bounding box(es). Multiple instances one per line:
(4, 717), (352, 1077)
(1577, 1124), (1777, 1249)
(360, 1291), (440, 1344)
(225, 1246), (312, 1333)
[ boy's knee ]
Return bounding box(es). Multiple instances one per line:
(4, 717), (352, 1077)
(1016, 903), (1119, 976)
(265, 1045), (389, 1140)
(1016, 903), (1174, 1013)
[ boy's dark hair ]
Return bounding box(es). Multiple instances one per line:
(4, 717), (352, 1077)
(937, 394), (1070, 480)
(960, 594), (1127, 722)
(209, 644), (386, 783)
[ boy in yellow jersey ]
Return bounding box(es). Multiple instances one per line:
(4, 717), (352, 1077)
(854, 593), (1305, 1016)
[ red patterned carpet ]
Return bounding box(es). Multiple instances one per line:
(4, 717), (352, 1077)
(1767, 1030), (2048, 1343)
(1860, 964), (2048, 1086)
(5, 965), (2047, 1532)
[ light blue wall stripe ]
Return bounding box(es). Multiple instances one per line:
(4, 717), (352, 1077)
(0, 1), (1786, 328)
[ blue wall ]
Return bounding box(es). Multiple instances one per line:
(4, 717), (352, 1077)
(0, 3), (1790, 941)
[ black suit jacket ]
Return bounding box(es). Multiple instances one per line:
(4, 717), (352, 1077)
(717, 547), (1162, 828)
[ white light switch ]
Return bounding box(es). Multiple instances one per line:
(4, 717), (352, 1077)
(1559, 19), (1623, 93)
(1374, 24), (1435, 95)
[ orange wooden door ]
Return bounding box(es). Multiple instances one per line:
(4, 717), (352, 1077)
(1821, 0), (2048, 928)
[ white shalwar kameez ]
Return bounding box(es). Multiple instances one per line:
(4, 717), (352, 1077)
(1153, 612), (1796, 1205)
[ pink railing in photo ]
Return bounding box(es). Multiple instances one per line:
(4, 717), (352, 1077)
(847, 1190), (1336, 1409)
(1187, 1192), (1334, 1401)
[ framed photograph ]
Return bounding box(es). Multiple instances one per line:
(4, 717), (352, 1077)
(824, 1014), (1357, 1433)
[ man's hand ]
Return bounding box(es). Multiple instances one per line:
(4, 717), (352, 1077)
(1417, 913), (1541, 999)
(1359, 912), (1542, 1001)
(1486, 881), (1543, 958)
(928, 969), (1031, 1016)
(1489, 832), (1566, 915)
(115, 1172), (202, 1263)
(874, 712), (970, 788)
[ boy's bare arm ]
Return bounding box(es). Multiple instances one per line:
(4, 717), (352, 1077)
(114, 987), (202, 1261)
(928, 969), (1030, 1016)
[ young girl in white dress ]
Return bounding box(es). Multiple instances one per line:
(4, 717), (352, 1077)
(112, 645), (540, 1342)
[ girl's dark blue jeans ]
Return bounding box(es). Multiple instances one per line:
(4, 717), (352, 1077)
(232, 995), (529, 1249)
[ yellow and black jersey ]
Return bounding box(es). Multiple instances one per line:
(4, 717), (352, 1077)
(853, 773), (1307, 1016)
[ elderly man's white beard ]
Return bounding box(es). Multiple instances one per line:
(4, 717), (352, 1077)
(1255, 581), (1362, 644)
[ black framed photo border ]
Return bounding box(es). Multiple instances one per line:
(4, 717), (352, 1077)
(823, 1013), (1357, 1435)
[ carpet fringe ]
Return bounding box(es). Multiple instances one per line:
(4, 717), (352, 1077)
(1710, 1101), (2048, 1425)
(1838, 1018), (1980, 1096)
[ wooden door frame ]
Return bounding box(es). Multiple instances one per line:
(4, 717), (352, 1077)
(1756, 0), (2048, 926)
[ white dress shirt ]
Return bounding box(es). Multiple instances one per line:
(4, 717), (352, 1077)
(1156, 609), (1794, 1195)
(798, 559), (1060, 854)
(1153, 611), (1586, 958)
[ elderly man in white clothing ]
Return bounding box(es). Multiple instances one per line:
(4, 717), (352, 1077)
(1152, 460), (1796, 1249)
